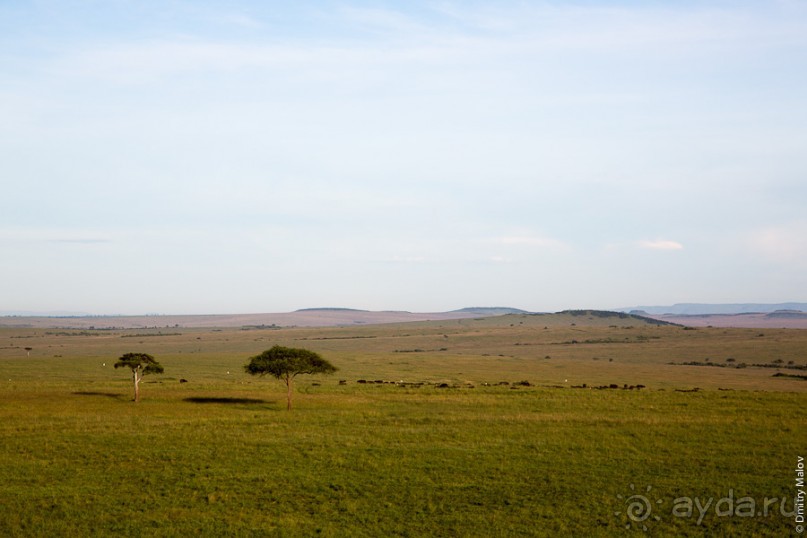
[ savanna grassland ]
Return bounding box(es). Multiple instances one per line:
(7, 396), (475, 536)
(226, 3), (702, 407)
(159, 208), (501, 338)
(0, 311), (804, 536)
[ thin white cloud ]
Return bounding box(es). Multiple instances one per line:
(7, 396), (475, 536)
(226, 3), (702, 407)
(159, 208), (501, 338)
(2, 1), (806, 313)
(48, 238), (110, 245)
(495, 235), (567, 249)
(0, 228), (111, 244)
(47, 1), (807, 86)
(218, 13), (265, 29)
(386, 255), (427, 264)
(637, 240), (684, 251)
(749, 222), (807, 264)
(338, 6), (430, 35)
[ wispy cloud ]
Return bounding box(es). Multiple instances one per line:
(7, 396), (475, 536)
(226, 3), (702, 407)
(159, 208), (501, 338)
(749, 222), (807, 264)
(0, 228), (111, 244)
(218, 13), (264, 29)
(48, 238), (110, 245)
(2, 1), (805, 313)
(637, 240), (684, 251)
(489, 256), (513, 264)
(338, 6), (430, 36)
(50, 1), (807, 86)
(495, 235), (567, 249)
(386, 255), (427, 264)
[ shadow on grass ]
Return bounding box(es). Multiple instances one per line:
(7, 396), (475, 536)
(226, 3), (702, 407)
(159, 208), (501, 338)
(183, 397), (272, 405)
(73, 391), (125, 400)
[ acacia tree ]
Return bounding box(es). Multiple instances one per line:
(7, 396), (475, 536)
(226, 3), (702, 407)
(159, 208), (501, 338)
(244, 346), (337, 410)
(114, 352), (164, 402)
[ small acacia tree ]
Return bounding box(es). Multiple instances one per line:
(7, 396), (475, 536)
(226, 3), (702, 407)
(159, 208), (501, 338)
(244, 346), (337, 410)
(114, 352), (164, 402)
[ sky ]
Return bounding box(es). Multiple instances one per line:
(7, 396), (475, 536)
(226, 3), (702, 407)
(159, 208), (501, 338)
(2, 0), (806, 315)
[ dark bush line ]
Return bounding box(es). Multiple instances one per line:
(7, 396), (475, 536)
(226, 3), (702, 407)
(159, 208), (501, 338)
(772, 373), (807, 380)
(347, 379), (652, 390)
(121, 332), (183, 338)
(569, 383), (646, 390)
(46, 331), (109, 337)
(394, 348), (448, 353)
(300, 335), (376, 340)
(555, 336), (660, 345)
(352, 379), (527, 388)
(671, 361), (806, 370)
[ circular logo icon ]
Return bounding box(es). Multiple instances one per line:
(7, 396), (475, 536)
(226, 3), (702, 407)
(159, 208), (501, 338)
(615, 484), (663, 531)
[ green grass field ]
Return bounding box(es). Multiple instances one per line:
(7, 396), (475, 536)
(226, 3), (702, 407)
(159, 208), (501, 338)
(0, 312), (804, 536)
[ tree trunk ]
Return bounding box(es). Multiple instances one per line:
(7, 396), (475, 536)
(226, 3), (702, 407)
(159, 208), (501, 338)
(133, 369), (141, 403)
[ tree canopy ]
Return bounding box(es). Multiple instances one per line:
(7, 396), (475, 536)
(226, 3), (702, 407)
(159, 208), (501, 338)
(244, 346), (336, 410)
(114, 352), (164, 402)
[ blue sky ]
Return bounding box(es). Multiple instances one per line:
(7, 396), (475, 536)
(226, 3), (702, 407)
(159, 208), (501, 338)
(2, 1), (806, 314)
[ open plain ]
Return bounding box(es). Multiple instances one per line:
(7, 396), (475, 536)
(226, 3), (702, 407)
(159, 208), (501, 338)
(0, 310), (804, 536)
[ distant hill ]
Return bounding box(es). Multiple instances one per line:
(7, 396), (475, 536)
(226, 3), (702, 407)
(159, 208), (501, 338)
(766, 310), (807, 319)
(0, 310), (91, 317)
(451, 307), (531, 315)
(616, 303), (807, 316)
(0, 309), (482, 329)
(557, 309), (678, 326)
(0, 306), (528, 329)
(9, 305), (802, 330)
(295, 307), (371, 312)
